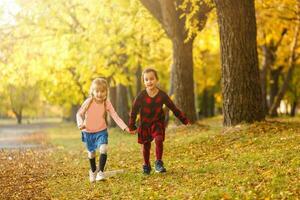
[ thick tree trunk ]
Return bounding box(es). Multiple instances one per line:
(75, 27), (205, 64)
(116, 84), (129, 125)
(215, 0), (265, 126)
(171, 38), (197, 122)
(164, 62), (176, 127)
(108, 86), (117, 127)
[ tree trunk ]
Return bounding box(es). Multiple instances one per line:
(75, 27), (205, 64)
(136, 64), (142, 95)
(199, 88), (215, 118)
(70, 104), (80, 123)
(200, 88), (209, 117)
(108, 86), (117, 127)
(290, 99), (298, 117)
(164, 61), (176, 127)
(209, 93), (215, 117)
(116, 84), (129, 125)
(215, 0), (265, 126)
(171, 38), (197, 122)
(260, 45), (273, 114)
(128, 85), (134, 103)
(15, 111), (22, 124)
(269, 66), (283, 116)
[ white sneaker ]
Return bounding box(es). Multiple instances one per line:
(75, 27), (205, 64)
(89, 170), (97, 182)
(96, 171), (105, 181)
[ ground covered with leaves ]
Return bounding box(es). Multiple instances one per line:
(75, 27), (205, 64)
(1, 117), (300, 199)
(0, 148), (51, 199)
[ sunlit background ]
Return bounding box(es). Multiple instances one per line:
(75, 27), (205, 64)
(0, 0), (299, 125)
(0, 1), (300, 199)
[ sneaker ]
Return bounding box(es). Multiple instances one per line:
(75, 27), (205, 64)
(155, 160), (166, 173)
(89, 170), (97, 182)
(96, 171), (105, 181)
(143, 164), (151, 175)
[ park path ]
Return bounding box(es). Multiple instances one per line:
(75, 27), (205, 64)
(0, 122), (58, 148)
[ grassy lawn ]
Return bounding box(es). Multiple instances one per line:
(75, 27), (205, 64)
(45, 117), (300, 199)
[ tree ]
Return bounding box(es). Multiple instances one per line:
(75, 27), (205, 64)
(139, 0), (212, 123)
(256, 0), (300, 117)
(5, 0), (173, 123)
(214, 0), (265, 126)
(259, 29), (287, 114)
(0, 21), (42, 123)
(14, 0), (133, 121)
(288, 65), (300, 116)
(8, 84), (39, 124)
(269, 18), (300, 116)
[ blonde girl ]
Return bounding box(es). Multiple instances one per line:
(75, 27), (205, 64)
(76, 78), (130, 182)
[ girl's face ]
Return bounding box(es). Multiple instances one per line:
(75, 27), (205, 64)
(143, 72), (158, 90)
(92, 85), (107, 102)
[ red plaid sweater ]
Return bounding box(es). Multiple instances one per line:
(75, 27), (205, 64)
(129, 89), (189, 144)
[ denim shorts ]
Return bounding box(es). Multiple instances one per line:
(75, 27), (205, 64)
(81, 129), (108, 152)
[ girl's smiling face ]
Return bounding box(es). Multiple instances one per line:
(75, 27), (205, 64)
(143, 71), (158, 90)
(92, 86), (107, 102)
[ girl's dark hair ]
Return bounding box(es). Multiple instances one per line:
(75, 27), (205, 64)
(142, 68), (159, 80)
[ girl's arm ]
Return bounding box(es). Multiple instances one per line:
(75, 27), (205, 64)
(128, 94), (141, 131)
(164, 94), (189, 125)
(76, 97), (93, 129)
(106, 100), (128, 131)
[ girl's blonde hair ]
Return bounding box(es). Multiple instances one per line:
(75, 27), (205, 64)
(89, 77), (108, 101)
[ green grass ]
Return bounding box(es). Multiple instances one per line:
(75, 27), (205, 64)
(45, 117), (300, 199)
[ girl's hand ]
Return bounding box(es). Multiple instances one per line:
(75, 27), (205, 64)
(78, 124), (86, 130)
(125, 127), (135, 134)
(185, 119), (192, 126)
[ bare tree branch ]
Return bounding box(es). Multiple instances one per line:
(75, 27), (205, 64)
(274, 28), (288, 51)
(67, 67), (87, 99)
(62, 1), (87, 32)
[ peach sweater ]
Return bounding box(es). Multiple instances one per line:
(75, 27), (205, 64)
(76, 98), (128, 133)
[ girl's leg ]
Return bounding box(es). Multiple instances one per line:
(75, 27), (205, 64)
(154, 135), (166, 172)
(98, 144), (108, 172)
(154, 135), (163, 161)
(142, 142), (151, 166)
(88, 151), (96, 172)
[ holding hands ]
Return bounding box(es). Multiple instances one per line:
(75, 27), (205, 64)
(125, 127), (136, 135)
